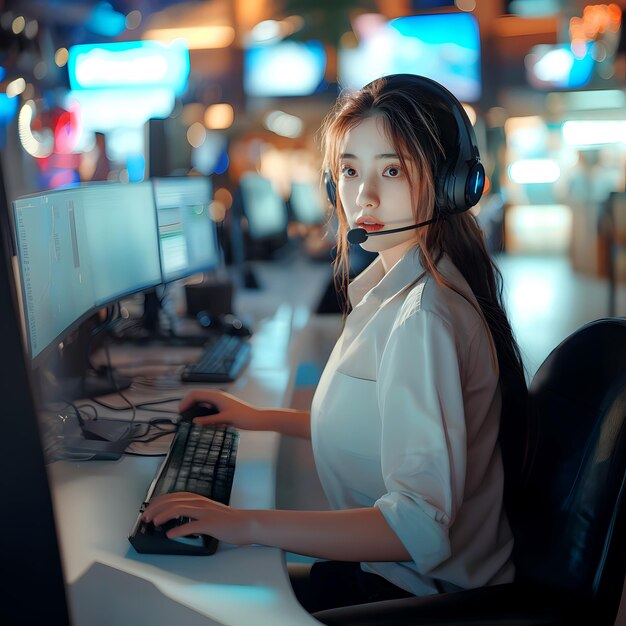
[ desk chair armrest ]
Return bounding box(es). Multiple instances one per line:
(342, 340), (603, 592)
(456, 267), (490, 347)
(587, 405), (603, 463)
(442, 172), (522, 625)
(312, 582), (586, 626)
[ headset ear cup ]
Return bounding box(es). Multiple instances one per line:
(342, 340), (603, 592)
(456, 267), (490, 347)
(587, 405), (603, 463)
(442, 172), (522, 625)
(435, 162), (457, 214)
(434, 173), (448, 213)
(324, 170), (337, 209)
(454, 162), (471, 213)
(441, 157), (484, 214)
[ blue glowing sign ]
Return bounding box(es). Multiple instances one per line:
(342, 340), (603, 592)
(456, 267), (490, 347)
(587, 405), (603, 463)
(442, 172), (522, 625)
(0, 94), (18, 125)
(67, 40), (190, 95)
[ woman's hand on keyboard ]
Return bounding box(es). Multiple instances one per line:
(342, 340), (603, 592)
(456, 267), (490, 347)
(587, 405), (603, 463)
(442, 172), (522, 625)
(142, 492), (252, 545)
(179, 389), (270, 431)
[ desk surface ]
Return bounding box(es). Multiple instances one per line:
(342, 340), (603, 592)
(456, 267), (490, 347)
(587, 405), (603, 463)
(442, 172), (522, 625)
(47, 258), (338, 626)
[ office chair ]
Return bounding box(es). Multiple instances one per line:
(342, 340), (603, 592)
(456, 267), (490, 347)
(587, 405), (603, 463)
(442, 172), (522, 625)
(314, 318), (626, 626)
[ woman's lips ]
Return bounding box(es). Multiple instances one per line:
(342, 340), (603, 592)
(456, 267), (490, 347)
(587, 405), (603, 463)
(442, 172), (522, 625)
(360, 223), (385, 233)
(356, 218), (385, 233)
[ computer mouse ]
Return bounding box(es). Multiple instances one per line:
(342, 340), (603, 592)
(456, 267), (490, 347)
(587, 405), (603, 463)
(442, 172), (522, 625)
(179, 401), (220, 422)
(221, 314), (252, 338)
(196, 311), (252, 338)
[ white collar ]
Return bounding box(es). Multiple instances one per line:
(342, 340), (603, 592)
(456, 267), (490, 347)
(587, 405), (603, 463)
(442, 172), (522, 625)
(348, 245), (425, 308)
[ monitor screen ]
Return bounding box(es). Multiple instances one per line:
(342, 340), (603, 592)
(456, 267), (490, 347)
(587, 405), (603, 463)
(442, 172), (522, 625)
(152, 177), (219, 283)
(13, 183), (161, 361)
(289, 182), (327, 225)
(243, 40), (327, 97)
(14, 191), (97, 361)
(239, 173), (289, 240)
(338, 12), (482, 102)
(83, 183), (162, 305)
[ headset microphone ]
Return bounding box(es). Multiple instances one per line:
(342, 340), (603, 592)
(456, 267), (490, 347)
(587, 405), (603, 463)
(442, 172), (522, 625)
(347, 217), (440, 245)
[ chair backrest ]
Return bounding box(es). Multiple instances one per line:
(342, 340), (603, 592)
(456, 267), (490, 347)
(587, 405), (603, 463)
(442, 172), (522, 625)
(508, 318), (626, 622)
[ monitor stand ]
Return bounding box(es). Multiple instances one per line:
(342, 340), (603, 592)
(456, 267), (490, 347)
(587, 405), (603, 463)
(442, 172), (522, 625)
(243, 264), (261, 289)
(142, 288), (161, 334)
(39, 314), (133, 402)
(114, 289), (212, 347)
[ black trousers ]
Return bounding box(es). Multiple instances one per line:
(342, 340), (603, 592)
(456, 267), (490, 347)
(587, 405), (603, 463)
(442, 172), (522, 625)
(288, 560), (414, 614)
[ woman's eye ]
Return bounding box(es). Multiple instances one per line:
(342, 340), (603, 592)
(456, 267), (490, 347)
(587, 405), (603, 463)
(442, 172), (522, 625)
(341, 166), (357, 178)
(384, 166), (401, 177)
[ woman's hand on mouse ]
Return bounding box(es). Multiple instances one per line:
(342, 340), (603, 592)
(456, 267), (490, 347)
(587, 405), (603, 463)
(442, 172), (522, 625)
(179, 389), (271, 431)
(142, 492), (253, 545)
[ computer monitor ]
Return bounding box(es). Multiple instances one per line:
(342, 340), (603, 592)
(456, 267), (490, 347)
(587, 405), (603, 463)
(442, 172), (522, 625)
(13, 182), (162, 364)
(289, 181), (327, 225)
(152, 176), (219, 283)
(0, 168), (70, 624)
(239, 172), (288, 241)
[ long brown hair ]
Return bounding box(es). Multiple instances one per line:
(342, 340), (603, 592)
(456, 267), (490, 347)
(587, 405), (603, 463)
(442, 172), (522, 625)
(320, 75), (529, 500)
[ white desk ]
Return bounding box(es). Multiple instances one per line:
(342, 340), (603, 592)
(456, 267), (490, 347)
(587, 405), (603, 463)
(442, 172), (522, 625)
(47, 259), (337, 626)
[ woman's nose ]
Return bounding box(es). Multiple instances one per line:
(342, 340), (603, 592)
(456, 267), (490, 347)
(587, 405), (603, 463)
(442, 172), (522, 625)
(356, 177), (379, 209)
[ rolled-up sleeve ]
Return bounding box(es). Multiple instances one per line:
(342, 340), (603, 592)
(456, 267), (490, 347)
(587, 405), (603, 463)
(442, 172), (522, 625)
(375, 310), (467, 574)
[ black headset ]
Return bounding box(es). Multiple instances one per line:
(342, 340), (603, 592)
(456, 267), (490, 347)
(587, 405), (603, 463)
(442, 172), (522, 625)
(324, 74), (485, 217)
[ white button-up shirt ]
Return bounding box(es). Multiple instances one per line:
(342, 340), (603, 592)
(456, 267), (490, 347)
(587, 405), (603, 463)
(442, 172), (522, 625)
(310, 245), (515, 596)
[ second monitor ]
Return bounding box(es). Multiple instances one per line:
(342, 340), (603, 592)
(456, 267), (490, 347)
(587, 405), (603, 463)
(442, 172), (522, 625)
(153, 176), (219, 283)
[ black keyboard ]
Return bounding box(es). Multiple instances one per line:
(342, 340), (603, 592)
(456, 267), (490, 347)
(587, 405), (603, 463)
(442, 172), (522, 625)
(129, 421), (239, 555)
(181, 334), (251, 383)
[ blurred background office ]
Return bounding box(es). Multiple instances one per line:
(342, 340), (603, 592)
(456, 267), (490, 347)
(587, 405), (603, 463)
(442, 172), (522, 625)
(1, 0), (626, 377)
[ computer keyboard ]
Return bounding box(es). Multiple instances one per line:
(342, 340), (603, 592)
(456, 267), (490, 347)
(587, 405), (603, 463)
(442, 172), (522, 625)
(129, 420), (239, 555)
(181, 334), (251, 383)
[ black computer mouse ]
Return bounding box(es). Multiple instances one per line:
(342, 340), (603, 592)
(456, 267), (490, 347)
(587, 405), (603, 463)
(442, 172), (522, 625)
(179, 402), (220, 422)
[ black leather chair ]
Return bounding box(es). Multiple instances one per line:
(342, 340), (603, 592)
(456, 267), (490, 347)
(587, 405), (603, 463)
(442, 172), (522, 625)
(314, 318), (626, 626)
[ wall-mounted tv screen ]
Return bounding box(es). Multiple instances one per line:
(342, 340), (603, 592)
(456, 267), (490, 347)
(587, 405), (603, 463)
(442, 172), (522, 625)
(339, 12), (482, 102)
(526, 43), (596, 90)
(244, 40), (327, 97)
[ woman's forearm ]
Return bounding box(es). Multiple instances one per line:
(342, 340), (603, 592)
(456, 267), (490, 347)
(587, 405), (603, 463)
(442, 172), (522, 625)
(246, 507), (410, 562)
(145, 496), (409, 562)
(257, 408), (311, 438)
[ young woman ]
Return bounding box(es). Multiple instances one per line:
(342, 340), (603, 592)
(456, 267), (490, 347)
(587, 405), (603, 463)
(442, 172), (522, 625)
(143, 74), (528, 613)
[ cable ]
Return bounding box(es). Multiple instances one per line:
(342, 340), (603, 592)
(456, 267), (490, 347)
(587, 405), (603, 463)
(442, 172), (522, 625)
(136, 397), (183, 407)
(124, 451), (168, 457)
(75, 403), (99, 420)
(67, 400), (86, 428)
(82, 304), (122, 372)
(41, 395), (177, 460)
(102, 336), (137, 424)
(88, 396), (182, 414)
(123, 418), (177, 457)
(129, 427), (176, 445)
